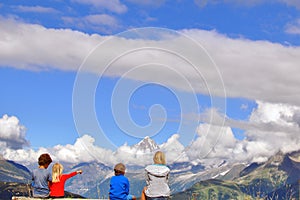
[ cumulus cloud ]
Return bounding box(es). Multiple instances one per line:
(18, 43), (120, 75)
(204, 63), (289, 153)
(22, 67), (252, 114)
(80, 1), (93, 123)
(211, 101), (300, 136)
(160, 134), (188, 163)
(3, 134), (115, 165)
(3, 101), (300, 167)
(245, 101), (300, 153)
(2, 133), (186, 166)
(187, 123), (237, 161)
(186, 101), (300, 165)
(51, 135), (114, 163)
(0, 114), (29, 149)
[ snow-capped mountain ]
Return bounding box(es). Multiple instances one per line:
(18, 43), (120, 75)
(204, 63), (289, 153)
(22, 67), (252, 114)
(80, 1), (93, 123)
(132, 136), (160, 153)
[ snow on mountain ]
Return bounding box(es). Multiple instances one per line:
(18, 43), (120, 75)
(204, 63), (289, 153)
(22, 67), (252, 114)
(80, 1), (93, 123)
(132, 136), (160, 153)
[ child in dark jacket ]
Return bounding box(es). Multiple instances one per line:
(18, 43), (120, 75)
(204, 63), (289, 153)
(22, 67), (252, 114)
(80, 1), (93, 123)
(109, 163), (136, 200)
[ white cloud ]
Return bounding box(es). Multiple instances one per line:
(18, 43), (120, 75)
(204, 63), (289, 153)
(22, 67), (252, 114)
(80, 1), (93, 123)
(52, 135), (115, 164)
(244, 101), (300, 155)
(3, 134), (115, 165)
(292, 110), (300, 126)
(1, 18), (300, 167)
(1, 19), (300, 108)
(62, 14), (120, 34)
(186, 101), (300, 165)
(279, 0), (300, 9)
(125, 0), (166, 7)
(13, 6), (58, 13)
(160, 134), (189, 163)
(185, 29), (300, 107)
(2, 132), (187, 167)
(72, 0), (127, 14)
(2, 101), (300, 167)
(0, 114), (28, 149)
(285, 18), (300, 35)
(194, 0), (300, 9)
(0, 17), (102, 71)
(187, 124), (237, 161)
(3, 146), (52, 166)
(249, 101), (297, 125)
(84, 14), (118, 26)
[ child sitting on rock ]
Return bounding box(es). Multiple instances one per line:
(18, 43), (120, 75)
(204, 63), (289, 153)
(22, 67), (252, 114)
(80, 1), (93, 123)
(31, 153), (53, 198)
(109, 163), (136, 200)
(49, 162), (82, 198)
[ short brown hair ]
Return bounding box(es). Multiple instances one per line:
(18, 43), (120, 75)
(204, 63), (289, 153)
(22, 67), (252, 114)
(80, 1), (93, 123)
(114, 163), (125, 175)
(38, 153), (52, 166)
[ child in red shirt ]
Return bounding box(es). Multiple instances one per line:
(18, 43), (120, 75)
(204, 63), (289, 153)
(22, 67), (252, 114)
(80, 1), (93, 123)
(49, 162), (82, 198)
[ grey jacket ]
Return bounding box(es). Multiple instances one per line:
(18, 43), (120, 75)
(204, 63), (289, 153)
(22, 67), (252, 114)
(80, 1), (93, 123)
(144, 164), (170, 197)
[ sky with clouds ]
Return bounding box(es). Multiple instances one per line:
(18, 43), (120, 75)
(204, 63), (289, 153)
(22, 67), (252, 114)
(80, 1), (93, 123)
(1, 0), (300, 168)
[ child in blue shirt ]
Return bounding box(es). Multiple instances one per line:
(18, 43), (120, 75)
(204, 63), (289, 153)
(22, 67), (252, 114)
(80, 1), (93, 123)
(109, 163), (136, 200)
(31, 153), (52, 198)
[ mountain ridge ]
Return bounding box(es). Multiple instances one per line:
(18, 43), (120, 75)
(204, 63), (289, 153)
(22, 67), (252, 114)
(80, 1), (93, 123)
(1, 138), (300, 199)
(133, 136), (160, 153)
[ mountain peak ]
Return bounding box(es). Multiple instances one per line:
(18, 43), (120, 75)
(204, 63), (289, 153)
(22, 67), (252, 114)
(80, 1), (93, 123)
(133, 136), (160, 153)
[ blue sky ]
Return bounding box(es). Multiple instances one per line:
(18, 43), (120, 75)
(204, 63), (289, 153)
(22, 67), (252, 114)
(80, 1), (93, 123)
(1, 0), (300, 165)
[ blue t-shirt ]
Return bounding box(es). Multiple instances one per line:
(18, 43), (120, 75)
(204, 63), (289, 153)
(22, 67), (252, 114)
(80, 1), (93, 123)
(109, 174), (130, 200)
(31, 168), (52, 197)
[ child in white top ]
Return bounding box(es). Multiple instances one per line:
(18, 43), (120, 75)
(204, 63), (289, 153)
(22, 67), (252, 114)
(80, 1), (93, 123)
(141, 151), (170, 200)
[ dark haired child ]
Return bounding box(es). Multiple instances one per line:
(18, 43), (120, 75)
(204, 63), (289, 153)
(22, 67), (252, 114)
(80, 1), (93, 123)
(109, 163), (136, 200)
(31, 153), (53, 198)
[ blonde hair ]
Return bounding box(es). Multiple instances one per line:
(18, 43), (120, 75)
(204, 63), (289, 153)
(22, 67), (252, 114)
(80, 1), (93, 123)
(52, 163), (63, 183)
(153, 151), (166, 165)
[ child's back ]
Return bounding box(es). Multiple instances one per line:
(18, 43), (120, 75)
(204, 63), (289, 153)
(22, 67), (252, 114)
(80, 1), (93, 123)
(49, 162), (82, 198)
(31, 153), (52, 198)
(109, 173), (130, 199)
(109, 163), (136, 200)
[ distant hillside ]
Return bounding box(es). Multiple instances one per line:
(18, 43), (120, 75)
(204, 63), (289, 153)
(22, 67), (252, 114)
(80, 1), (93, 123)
(265, 180), (299, 200)
(172, 151), (300, 199)
(0, 181), (31, 200)
(235, 151), (300, 199)
(172, 179), (252, 200)
(0, 181), (85, 200)
(0, 157), (31, 183)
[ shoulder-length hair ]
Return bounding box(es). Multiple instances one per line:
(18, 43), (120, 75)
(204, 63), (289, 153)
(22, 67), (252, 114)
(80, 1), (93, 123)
(52, 163), (63, 183)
